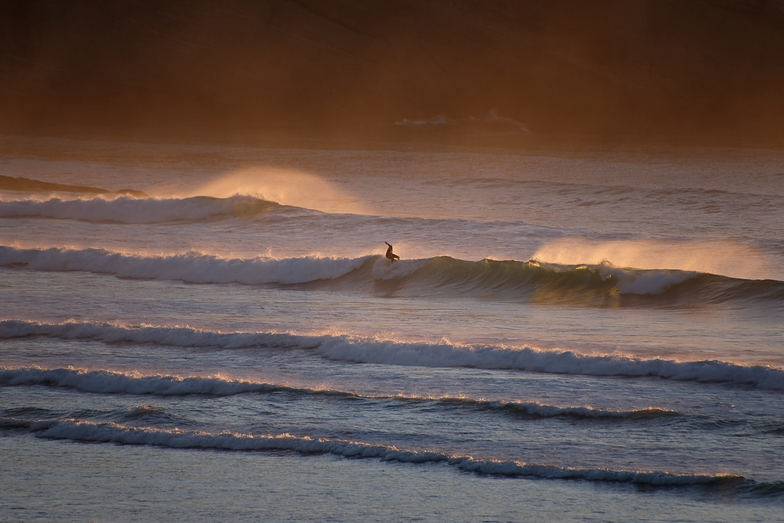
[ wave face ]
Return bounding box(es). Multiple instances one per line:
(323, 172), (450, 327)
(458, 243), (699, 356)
(0, 195), (282, 223)
(385, 256), (784, 305)
(2, 321), (782, 391)
(2, 245), (783, 306)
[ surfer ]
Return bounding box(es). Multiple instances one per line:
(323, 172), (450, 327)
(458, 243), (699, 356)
(384, 241), (400, 263)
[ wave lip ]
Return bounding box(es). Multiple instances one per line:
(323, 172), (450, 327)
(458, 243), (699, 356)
(0, 194), (280, 223)
(2, 320), (783, 391)
(11, 417), (751, 489)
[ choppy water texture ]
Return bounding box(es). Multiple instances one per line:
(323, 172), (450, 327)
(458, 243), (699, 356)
(1, 137), (783, 522)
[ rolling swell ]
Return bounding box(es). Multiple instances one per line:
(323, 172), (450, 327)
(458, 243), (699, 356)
(0, 246), (369, 285)
(1, 416), (759, 491)
(2, 245), (783, 306)
(0, 366), (679, 421)
(2, 320), (782, 390)
(2, 404), (186, 426)
(0, 195), (282, 223)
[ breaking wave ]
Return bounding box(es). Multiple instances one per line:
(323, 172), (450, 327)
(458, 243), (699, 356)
(2, 320), (782, 390)
(2, 416), (762, 490)
(0, 195), (282, 223)
(1, 245), (783, 306)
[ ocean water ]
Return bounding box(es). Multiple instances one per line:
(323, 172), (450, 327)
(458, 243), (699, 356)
(1, 137), (783, 522)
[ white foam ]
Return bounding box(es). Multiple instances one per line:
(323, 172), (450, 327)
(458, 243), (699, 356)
(0, 246), (369, 285)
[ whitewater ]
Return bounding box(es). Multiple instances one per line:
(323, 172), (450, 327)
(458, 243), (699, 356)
(1, 137), (783, 522)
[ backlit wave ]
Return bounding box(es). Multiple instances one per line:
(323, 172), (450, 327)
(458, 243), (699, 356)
(1, 246), (783, 305)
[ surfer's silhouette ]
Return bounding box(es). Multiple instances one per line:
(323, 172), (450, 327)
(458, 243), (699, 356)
(385, 241), (400, 263)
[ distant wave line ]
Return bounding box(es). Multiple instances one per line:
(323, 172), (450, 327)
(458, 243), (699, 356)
(0, 246), (369, 285)
(2, 416), (767, 491)
(0, 194), (283, 223)
(2, 320), (782, 390)
(0, 366), (680, 421)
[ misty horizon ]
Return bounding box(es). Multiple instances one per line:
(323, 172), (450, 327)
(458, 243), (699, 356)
(2, 0), (784, 144)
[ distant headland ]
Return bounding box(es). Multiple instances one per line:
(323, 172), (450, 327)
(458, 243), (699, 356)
(0, 175), (147, 198)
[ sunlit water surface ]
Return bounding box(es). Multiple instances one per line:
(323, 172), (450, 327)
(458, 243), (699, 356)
(1, 137), (783, 522)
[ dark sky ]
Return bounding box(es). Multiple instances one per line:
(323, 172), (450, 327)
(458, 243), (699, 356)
(3, 0), (784, 143)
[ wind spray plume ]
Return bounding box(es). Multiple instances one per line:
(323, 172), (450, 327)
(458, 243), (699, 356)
(190, 167), (369, 215)
(532, 238), (778, 281)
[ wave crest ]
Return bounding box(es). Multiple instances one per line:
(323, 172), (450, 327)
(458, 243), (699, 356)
(3, 246), (783, 306)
